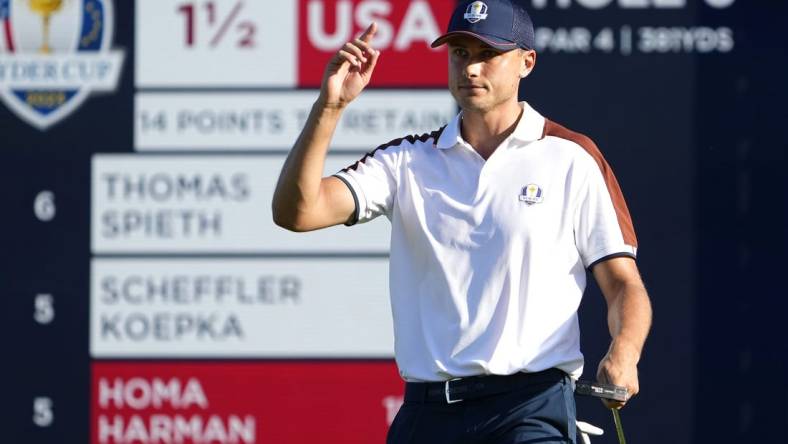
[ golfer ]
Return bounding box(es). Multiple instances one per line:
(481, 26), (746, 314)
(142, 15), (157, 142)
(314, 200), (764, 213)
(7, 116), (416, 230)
(272, 1), (652, 442)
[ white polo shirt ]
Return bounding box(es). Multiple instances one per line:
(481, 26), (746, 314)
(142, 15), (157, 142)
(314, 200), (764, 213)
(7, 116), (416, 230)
(334, 102), (637, 382)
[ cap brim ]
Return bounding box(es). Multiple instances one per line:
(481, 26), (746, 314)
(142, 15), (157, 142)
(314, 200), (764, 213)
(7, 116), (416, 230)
(430, 31), (521, 51)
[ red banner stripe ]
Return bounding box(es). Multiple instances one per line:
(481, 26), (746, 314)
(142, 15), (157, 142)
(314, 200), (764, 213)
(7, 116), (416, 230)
(3, 20), (14, 52)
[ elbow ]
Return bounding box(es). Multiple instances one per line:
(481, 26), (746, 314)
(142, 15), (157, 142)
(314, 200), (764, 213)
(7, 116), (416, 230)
(271, 204), (313, 233)
(273, 216), (310, 233)
(271, 197), (295, 231)
(272, 213), (294, 232)
(272, 188), (326, 232)
(272, 207), (299, 232)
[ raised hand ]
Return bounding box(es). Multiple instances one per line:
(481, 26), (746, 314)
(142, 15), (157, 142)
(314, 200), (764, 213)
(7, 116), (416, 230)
(319, 22), (381, 109)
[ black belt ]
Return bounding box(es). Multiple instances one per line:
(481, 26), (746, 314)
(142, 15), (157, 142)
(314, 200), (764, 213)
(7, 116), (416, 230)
(404, 368), (566, 404)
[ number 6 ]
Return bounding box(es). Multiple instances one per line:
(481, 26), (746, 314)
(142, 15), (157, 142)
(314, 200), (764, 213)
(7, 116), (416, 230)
(34, 191), (56, 222)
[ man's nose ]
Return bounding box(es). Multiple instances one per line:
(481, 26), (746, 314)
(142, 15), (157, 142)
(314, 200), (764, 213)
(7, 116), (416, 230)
(464, 60), (482, 78)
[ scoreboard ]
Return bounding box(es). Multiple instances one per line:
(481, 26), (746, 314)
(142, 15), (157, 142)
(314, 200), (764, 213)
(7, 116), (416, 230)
(0, 0), (749, 443)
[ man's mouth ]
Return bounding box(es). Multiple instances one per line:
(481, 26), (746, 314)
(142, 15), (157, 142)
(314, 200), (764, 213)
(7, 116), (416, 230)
(459, 84), (487, 92)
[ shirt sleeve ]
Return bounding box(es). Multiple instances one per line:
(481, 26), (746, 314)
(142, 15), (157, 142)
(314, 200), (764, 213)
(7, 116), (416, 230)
(333, 143), (401, 225)
(573, 154), (638, 269)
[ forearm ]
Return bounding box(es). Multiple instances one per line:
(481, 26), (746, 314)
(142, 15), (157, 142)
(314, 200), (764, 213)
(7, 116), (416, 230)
(592, 258), (651, 405)
(605, 281), (652, 364)
(273, 23), (378, 231)
(272, 99), (344, 229)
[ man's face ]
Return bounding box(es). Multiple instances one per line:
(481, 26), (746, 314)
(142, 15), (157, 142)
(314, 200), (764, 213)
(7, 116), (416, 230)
(447, 35), (532, 113)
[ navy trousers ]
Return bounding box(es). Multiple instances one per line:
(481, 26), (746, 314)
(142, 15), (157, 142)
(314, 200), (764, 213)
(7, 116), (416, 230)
(387, 373), (577, 444)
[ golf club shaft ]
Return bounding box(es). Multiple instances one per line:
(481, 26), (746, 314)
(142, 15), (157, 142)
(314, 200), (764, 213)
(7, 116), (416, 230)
(612, 409), (626, 444)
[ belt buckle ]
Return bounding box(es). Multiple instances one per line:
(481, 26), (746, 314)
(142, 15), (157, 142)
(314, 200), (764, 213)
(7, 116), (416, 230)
(445, 378), (464, 404)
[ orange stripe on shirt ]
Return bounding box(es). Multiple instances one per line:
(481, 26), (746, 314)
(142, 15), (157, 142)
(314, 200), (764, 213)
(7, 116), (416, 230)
(542, 119), (638, 249)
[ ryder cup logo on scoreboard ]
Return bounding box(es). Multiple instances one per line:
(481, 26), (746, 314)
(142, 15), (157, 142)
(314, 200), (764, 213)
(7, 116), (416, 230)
(0, 0), (124, 130)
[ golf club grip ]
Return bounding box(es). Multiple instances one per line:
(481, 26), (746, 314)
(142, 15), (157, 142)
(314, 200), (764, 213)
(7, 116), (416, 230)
(574, 380), (628, 401)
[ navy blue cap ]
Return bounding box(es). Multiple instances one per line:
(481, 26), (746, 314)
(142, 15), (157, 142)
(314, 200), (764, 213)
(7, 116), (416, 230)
(431, 0), (535, 51)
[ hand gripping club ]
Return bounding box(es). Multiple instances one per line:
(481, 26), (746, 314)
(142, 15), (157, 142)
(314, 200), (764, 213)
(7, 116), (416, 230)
(575, 380), (628, 444)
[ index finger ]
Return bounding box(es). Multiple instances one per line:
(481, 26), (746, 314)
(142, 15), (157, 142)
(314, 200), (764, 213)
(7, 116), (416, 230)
(359, 22), (378, 43)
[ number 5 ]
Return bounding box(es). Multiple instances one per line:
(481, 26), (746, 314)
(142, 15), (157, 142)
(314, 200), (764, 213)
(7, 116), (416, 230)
(33, 397), (53, 427)
(34, 294), (55, 325)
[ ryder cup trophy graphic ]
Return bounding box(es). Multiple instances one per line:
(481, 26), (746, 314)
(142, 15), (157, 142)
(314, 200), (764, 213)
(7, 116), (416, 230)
(0, 0), (124, 130)
(27, 0), (64, 53)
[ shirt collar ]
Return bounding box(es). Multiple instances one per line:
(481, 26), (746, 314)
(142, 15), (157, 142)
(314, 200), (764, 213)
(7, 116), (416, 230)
(435, 101), (546, 150)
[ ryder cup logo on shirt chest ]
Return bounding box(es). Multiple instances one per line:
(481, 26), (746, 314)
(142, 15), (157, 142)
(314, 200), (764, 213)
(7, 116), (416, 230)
(0, 0), (124, 130)
(519, 184), (544, 205)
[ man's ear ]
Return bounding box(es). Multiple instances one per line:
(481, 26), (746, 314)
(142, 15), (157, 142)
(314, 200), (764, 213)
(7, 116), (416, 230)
(520, 49), (536, 78)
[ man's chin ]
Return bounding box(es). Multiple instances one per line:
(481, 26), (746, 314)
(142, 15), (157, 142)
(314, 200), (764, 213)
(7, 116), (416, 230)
(455, 97), (491, 113)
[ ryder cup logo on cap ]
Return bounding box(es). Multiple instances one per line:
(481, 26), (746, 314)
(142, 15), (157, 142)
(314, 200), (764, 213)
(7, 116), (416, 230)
(431, 0), (536, 51)
(519, 184), (544, 205)
(0, 0), (125, 130)
(464, 2), (489, 23)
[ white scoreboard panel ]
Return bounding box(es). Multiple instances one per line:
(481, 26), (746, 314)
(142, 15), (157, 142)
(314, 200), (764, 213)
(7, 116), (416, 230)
(91, 258), (394, 357)
(91, 155), (391, 253)
(135, 0), (297, 87)
(134, 91), (456, 151)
